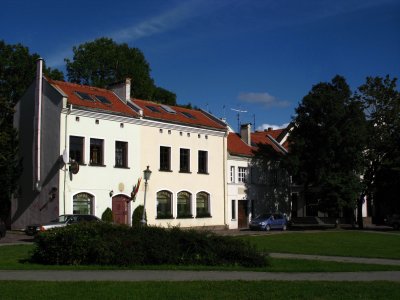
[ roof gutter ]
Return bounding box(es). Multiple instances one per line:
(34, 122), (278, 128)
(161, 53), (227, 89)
(267, 134), (288, 155)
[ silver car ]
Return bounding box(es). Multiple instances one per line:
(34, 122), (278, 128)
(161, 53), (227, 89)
(25, 214), (101, 236)
(249, 213), (288, 231)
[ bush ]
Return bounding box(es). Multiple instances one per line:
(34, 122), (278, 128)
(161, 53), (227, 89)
(101, 208), (113, 223)
(132, 205), (146, 227)
(30, 223), (268, 267)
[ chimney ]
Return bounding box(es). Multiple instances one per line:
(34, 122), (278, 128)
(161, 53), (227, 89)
(240, 123), (251, 145)
(110, 78), (131, 103)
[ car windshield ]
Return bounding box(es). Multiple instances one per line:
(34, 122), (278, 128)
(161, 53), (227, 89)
(255, 214), (272, 220)
(50, 215), (72, 223)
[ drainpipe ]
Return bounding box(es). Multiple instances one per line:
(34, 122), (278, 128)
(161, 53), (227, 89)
(223, 131), (228, 228)
(63, 104), (73, 214)
(34, 58), (43, 191)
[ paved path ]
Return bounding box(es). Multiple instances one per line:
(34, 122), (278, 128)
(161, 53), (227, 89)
(270, 253), (400, 266)
(0, 270), (399, 282)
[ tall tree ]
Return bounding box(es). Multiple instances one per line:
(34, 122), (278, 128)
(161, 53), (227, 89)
(0, 40), (63, 222)
(65, 37), (176, 105)
(358, 76), (400, 220)
(286, 76), (367, 219)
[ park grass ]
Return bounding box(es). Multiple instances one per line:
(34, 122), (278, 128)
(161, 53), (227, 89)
(240, 231), (400, 259)
(0, 281), (399, 299)
(1, 244), (400, 272)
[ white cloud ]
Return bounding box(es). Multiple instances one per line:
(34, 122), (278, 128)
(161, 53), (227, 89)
(111, 0), (211, 43)
(45, 0), (213, 68)
(238, 92), (290, 108)
(256, 123), (289, 131)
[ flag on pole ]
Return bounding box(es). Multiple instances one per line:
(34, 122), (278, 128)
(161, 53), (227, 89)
(128, 177), (141, 203)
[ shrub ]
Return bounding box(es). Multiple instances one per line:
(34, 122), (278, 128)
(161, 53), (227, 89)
(132, 205), (146, 227)
(30, 223), (268, 267)
(101, 208), (113, 223)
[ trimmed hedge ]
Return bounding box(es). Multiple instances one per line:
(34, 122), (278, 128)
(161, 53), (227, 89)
(101, 208), (113, 223)
(30, 223), (268, 267)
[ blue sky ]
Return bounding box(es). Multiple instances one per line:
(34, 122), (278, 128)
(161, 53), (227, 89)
(1, 0), (399, 131)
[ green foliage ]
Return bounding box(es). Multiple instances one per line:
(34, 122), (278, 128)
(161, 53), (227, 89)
(132, 205), (146, 227)
(65, 37), (176, 104)
(287, 75), (367, 217)
(30, 223), (268, 267)
(101, 208), (114, 223)
(357, 76), (400, 219)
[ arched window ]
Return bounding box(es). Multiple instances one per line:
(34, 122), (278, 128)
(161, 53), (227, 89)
(196, 192), (210, 218)
(73, 192), (94, 215)
(157, 190), (173, 219)
(177, 191), (192, 218)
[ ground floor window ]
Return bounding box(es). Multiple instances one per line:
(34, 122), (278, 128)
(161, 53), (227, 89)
(196, 192), (210, 217)
(157, 190), (173, 218)
(73, 192), (94, 214)
(177, 191), (192, 218)
(231, 199), (236, 220)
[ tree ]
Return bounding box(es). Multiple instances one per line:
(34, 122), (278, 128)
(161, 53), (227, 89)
(65, 37), (176, 105)
(252, 142), (291, 214)
(0, 40), (63, 222)
(357, 76), (400, 221)
(286, 76), (367, 219)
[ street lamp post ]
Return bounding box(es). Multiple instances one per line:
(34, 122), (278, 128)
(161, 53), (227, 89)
(141, 165), (152, 226)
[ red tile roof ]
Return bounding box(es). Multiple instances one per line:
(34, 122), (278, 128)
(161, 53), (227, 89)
(227, 133), (255, 157)
(133, 99), (226, 130)
(48, 79), (227, 131)
(227, 128), (289, 157)
(48, 79), (139, 117)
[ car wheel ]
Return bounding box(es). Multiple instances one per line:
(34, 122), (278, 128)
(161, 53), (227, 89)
(282, 224), (287, 231)
(265, 225), (271, 231)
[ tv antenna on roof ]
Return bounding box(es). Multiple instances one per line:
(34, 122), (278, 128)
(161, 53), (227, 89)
(231, 108), (247, 133)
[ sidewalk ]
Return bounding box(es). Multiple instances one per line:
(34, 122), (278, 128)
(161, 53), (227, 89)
(0, 270), (399, 282)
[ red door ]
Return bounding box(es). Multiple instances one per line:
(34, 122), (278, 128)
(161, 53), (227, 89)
(238, 200), (248, 228)
(112, 195), (129, 224)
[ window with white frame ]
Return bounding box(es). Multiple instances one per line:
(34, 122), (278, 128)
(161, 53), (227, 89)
(177, 191), (192, 218)
(230, 166), (235, 183)
(238, 167), (247, 183)
(196, 192), (210, 217)
(231, 199), (236, 220)
(157, 190), (173, 219)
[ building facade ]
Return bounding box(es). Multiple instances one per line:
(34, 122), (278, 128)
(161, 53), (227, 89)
(12, 60), (228, 229)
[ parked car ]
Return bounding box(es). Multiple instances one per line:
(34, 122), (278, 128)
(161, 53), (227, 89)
(25, 214), (101, 236)
(384, 214), (400, 230)
(249, 213), (288, 231)
(0, 217), (6, 239)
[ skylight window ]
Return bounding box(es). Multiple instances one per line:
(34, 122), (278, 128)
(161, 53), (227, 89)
(94, 95), (111, 105)
(75, 91), (94, 101)
(127, 101), (141, 113)
(181, 111), (196, 119)
(160, 104), (176, 114)
(146, 105), (161, 113)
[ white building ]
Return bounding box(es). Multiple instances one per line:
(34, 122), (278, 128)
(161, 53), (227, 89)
(12, 60), (228, 229)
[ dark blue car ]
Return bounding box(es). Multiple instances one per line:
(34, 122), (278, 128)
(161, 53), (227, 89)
(249, 213), (288, 231)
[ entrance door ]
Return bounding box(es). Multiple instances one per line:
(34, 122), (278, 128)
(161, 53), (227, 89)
(238, 200), (248, 228)
(112, 195), (129, 224)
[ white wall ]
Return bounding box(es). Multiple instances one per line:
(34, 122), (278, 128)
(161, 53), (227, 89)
(227, 155), (251, 229)
(59, 108), (141, 223)
(138, 121), (227, 228)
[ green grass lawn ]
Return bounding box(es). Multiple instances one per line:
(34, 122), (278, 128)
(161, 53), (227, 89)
(1, 232), (400, 299)
(0, 281), (399, 299)
(1, 231), (400, 272)
(241, 231), (400, 259)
